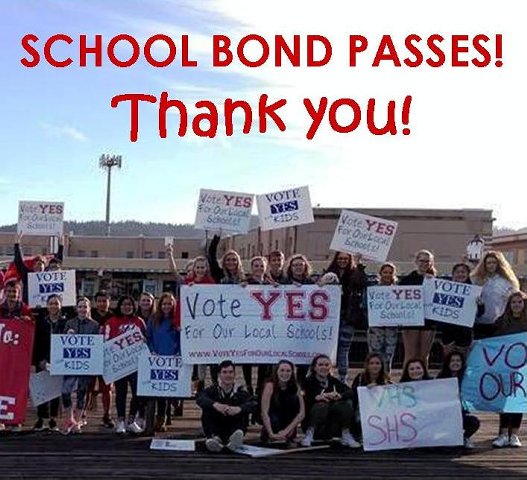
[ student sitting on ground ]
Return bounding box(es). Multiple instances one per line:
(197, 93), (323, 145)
(197, 360), (256, 453)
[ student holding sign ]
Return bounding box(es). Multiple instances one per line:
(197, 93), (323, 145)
(103, 296), (147, 435)
(301, 354), (359, 448)
(60, 297), (99, 434)
(399, 250), (437, 368)
(326, 252), (368, 382)
(367, 263), (399, 374)
(490, 291), (527, 448)
(472, 251), (520, 340)
(32, 294), (67, 431)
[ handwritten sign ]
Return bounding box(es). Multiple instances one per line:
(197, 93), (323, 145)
(137, 355), (192, 397)
(329, 210), (397, 262)
(103, 327), (149, 383)
(27, 270), (77, 308)
(29, 371), (63, 407)
(194, 188), (254, 234)
(256, 186), (314, 231)
(181, 285), (340, 364)
(18, 200), (64, 236)
(367, 286), (424, 327)
(461, 333), (527, 413)
(423, 277), (482, 327)
(359, 378), (463, 451)
(50, 334), (104, 375)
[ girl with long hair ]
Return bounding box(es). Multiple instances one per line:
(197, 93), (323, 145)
(399, 358), (433, 383)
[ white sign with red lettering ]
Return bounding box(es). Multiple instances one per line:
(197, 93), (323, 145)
(18, 201), (64, 236)
(330, 210), (397, 262)
(194, 188), (254, 234)
(367, 286), (425, 327)
(181, 285), (341, 364)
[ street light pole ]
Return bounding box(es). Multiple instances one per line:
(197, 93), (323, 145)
(99, 154), (122, 236)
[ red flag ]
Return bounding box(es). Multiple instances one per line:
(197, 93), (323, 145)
(0, 319), (35, 425)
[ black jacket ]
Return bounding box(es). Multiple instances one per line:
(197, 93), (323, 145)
(303, 374), (353, 412)
(32, 314), (67, 366)
(197, 383), (257, 414)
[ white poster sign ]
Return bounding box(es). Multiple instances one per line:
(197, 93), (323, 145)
(256, 186), (314, 231)
(359, 378), (463, 451)
(150, 439), (196, 451)
(137, 355), (192, 397)
(194, 188), (254, 234)
(29, 371), (63, 407)
(18, 201), (64, 236)
(181, 285), (340, 365)
(103, 327), (149, 384)
(50, 334), (104, 375)
(423, 277), (482, 327)
(27, 270), (77, 308)
(367, 286), (424, 327)
(329, 210), (397, 262)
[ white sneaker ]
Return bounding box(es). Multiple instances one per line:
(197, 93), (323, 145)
(226, 429), (244, 451)
(205, 436), (224, 453)
(135, 417), (145, 429)
(340, 431), (361, 448)
(509, 434), (522, 448)
(0, 423), (5, 431)
(300, 429), (314, 447)
(463, 437), (475, 449)
(126, 421), (143, 434)
(10, 424), (23, 433)
(492, 434), (510, 448)
(115, 420), (126, 434)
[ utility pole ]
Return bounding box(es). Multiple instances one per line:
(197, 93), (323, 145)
(99, 154), (122, 236)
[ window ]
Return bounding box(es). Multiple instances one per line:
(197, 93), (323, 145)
(25, 247), (32, 255)
(181, 251), (189, 259)
(77, 250), (85, 257)
(275, 240), (279, 250)
(144, 251), (153, 259)
(126, 251), (134, 258)
(6, 246), (14, 255)
(158, 251), (166, 259)
(91, 250), (98, 258)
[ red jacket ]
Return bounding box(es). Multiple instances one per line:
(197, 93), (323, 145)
(0, 300), (33, 320)
(103, 315), (146, 340)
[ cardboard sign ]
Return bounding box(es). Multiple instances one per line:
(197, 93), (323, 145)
(461, 333), (527, 413)
(103, 327), (149, 383)
(0, 319), (35, 424)
(194, 188), (254, 234)
(329, 210), (397, 262)
(181, 285), (341, 364)
(50, 334), (104, 375)
(359, 378), (463, 451)
(423, 277), (482, 327)
(27, 270), (77, 308)
(150, 439), (196, 451)
(18, 201), (64, 236)
(367, 286), (425, 327)
(29, 371), (63, 407)
(256, 186), (314, 231)
(137, 355), (193, 397)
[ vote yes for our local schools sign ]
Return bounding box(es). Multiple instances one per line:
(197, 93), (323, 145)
(27, 270), (76, 308)
(181, 284), (341, 365)
(359, 378), (463, 451)
(461, 333), (527, 413)
(256, 186), (314, 231)
(367, 286), (424, 327)
(18, 200), (64, 236)
(137, 355), (192, 397)
(50, 334), (104, 375)
(330, 210), (398, 262)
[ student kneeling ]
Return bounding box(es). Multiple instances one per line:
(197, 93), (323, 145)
(197, 360), (256, 452)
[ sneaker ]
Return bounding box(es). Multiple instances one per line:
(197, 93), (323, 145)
(0, 423), (5, 431)
(126, 421), (143, 434)
(72, 422), (83, 434)
(61, 419), (77, 436)
(135, 417), (145, 429)
(226, 429), (244, 451)
(48, 419), (59, 432)
(33, 418), (45, 432)
(79, 414), (88, 427)
(509, 434), (522, 448)
(463, 437), (475, 449)
(340, 431), (361, 448)
(205, 436), (224, 453)
(102, 415), (115, 429)
(492, 434), (510, 448)
(115, 420), (126, 434)
(10, 424), (23, 433)
(300, 429), (314, 447)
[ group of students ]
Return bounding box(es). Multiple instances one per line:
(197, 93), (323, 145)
(0, 234), (525, 452)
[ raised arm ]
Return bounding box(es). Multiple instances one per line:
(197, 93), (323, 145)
(166, 243), (183, 283)
(207, 234), (223, 283)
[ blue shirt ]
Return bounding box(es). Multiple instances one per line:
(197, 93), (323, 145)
(146, 316), (180, 356)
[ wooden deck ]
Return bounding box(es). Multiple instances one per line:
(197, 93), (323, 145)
(1, 374), (527, 479)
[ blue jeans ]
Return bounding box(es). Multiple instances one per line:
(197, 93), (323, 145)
(336, 323), (354, 381)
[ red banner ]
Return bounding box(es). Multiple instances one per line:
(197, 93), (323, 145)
(0, 319), (35, 425)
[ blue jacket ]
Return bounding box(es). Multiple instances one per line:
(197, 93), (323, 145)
(146, 316), (180, 356)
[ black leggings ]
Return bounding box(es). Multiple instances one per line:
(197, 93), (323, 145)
(115, 373), (141, 419)
(499, 413), (523, 431)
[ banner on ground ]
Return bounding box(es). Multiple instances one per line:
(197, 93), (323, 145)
(137, 355), (193, 397)
(29, 370), (63, 407)
(50, 334), (104, 375)
(461, 333), (527, 413)
(359, 378), (463, 451)
(181, 285), (341, 364)
(329, 210), (397, 262)
(367, 286), (424, 327)
(103, 327), (149, 384)
(27, 270), (77, 308)
(194, 189), (254, 234)
(423, 277), (482, 327)
(18, 201), (64, 236)
(256, 186), (314, 231)
(0, 319), (35, 424)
